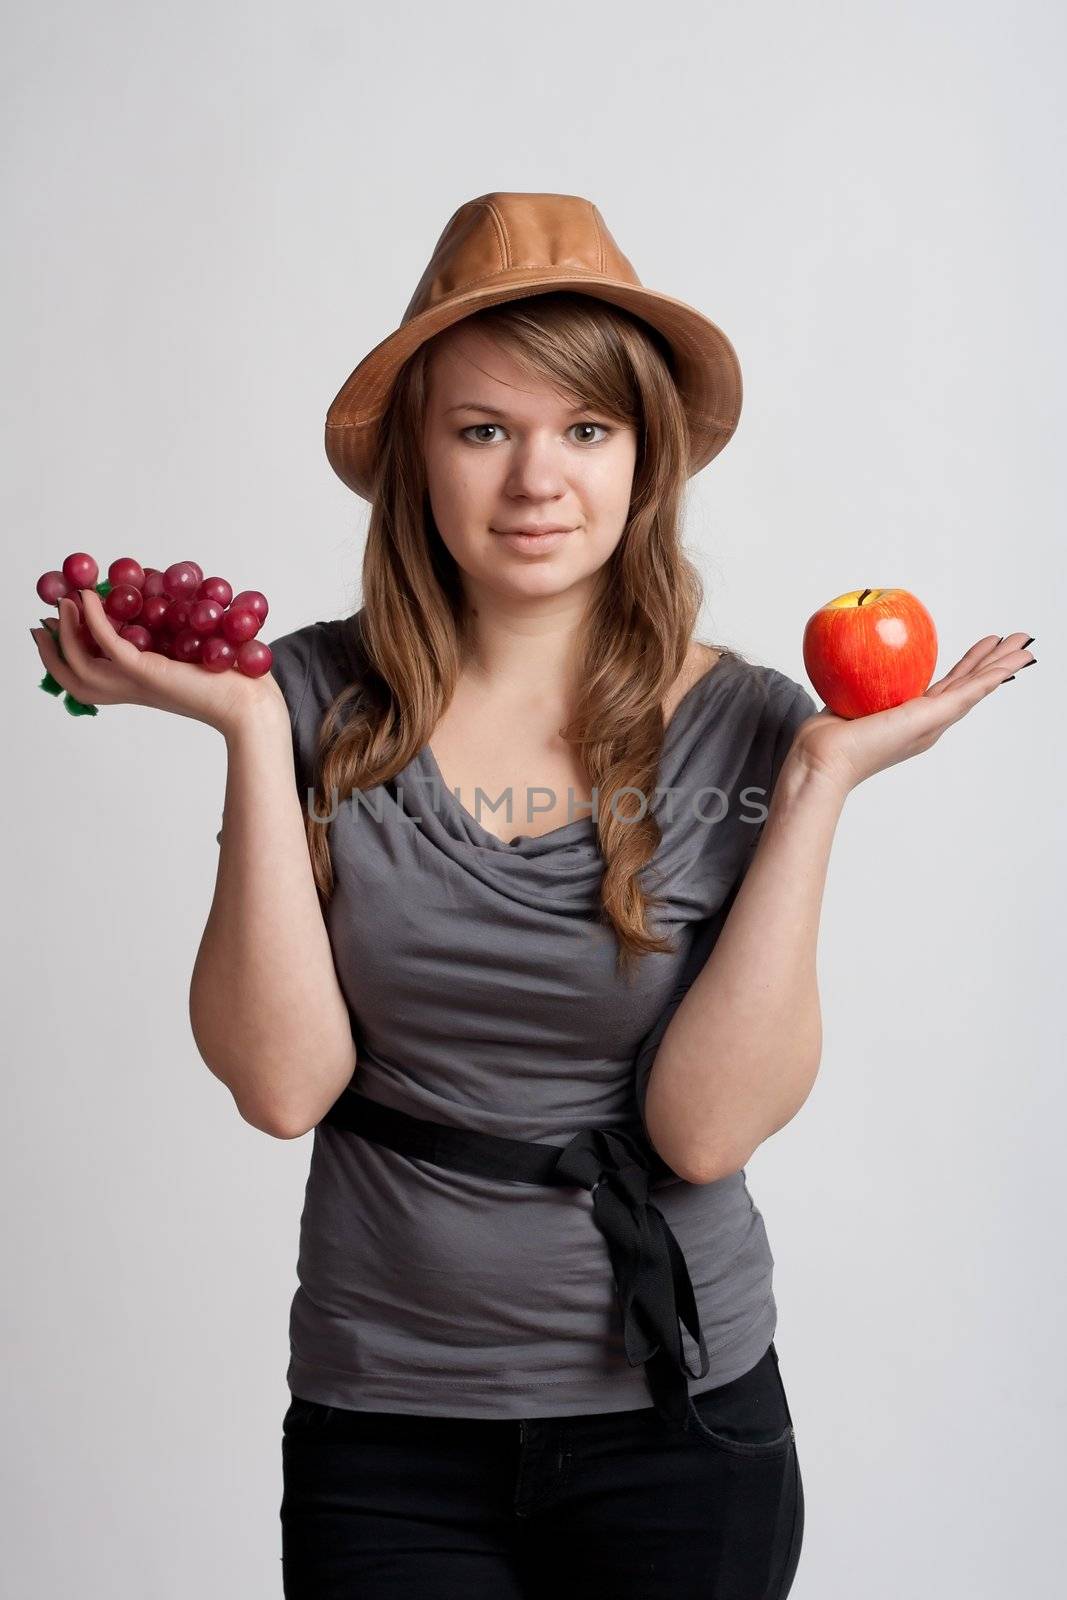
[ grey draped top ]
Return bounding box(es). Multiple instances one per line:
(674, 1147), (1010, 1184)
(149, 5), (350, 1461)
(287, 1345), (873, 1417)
(266, 609), (816, 1418)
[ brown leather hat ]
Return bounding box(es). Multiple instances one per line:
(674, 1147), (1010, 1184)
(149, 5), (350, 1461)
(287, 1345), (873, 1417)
(324, 191), (744, 503)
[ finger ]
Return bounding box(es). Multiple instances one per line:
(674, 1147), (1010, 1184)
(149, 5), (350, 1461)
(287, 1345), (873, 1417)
(992, 631), (1036, 660)
(926, 633), (1034, 696)
(56, 595), (123, 692)
(924, 635), (1001, 695)
(79, 586), (139, 664)
(31, 623), (97, 703)
(966, 633), (1036, 680)
(936, 649), (1035, 715)
(980, 639), (1037, 683)
(57, 595), (96, 674)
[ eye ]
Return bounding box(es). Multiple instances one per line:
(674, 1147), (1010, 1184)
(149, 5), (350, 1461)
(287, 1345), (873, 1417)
(459, 421), (614, 447)
(570, 421), (613, 445)
(460, 423), (506, 445)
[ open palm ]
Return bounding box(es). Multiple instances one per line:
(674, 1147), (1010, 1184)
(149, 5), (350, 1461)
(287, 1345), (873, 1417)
(31, 587), (285, 737)
(791, 631), (1037, 794)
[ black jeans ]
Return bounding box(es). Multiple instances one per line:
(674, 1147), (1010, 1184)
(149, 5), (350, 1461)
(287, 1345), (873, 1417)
(280, 1339), (804, 1599)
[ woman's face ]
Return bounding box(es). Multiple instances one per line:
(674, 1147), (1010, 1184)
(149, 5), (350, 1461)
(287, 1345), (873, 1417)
(421, 323), (638, 605)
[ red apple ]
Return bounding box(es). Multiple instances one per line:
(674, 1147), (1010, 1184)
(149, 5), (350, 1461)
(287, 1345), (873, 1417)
(803, 587), (938, 719)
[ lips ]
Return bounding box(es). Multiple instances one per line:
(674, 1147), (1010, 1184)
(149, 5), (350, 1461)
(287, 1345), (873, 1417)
(492, 525), (576, 553)
(493, 526), (574, 536)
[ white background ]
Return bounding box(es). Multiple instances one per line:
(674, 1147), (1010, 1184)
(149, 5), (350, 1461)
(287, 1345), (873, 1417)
(5, 1), (1063, 1594)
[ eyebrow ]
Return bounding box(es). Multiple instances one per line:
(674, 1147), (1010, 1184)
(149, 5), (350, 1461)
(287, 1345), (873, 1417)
(444, 400), (592, 418)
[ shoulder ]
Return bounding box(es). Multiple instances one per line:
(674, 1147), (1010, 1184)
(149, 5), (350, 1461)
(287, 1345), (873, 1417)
(662, 641), (724, 723)
(667, 642), (817, 770)
(263, 612), (368, 796)
(737, 662), (819, 793)
(695, 635), (816, 726)
(265, 613), (366, 725)
(725, 652), (818, 743)
(755, 662), (819, 733)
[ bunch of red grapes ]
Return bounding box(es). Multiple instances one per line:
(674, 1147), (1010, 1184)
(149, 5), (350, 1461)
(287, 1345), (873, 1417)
(35, 551), (273, 677)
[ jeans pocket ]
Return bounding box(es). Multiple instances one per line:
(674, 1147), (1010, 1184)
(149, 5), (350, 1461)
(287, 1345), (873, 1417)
(686, 1342), (796, 1459)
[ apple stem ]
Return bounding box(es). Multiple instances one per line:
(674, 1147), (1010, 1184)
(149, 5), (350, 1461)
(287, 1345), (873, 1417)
(858, 587), (872, 605)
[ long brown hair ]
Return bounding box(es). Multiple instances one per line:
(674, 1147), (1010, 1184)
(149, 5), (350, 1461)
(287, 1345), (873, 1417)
(304, 290), (736, 982)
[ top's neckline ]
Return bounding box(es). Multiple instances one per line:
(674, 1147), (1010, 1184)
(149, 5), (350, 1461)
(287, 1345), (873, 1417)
(415, 650), (744, 851)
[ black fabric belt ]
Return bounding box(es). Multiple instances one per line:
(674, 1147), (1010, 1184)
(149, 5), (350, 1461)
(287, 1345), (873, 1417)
(321, 1087), (714, 1440)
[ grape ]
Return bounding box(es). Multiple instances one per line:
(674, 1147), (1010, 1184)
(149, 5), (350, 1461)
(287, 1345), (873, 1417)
(188, 597), (224, 633)
(108, 557), (145, 589)
(62, 552), (99, 589)
(201, 635), (237, 673)
(221, 605), (260, 644)
(34, 552), (274, 698)
(236, 639), (273, 677)
(162, 598), (193, 634)
(231, 589), (269, 624)
(163, 562), (200, 601)
(104, 584), (144, 623)
(173, 628), (205, 664)
(195, 576), (233, 607)
(140, 594), (171, 630)
(37, 570), (72, 606)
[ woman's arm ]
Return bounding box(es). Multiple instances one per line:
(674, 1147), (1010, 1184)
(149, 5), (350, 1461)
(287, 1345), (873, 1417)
(643, 752), (845, 1183)
(189, 704), (357, 1139)
(30, 593), (358, 1139)
(644, 627), (1035, 1184)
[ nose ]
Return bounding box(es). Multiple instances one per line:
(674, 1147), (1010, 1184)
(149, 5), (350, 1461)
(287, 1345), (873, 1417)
(502, 432), (571, 502)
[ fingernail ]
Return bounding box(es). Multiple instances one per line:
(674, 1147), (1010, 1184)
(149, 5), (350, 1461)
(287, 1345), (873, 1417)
(1002, 675), (1015, 682)
(1020, 657), (1037, 669)
(1023, 636), (1035, 648)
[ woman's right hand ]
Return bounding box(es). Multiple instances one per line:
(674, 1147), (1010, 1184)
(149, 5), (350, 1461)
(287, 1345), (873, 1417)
(30, 586), (288, 739)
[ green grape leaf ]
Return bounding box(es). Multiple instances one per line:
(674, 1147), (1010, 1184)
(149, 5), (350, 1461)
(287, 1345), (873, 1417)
(63, 692), (98, 716)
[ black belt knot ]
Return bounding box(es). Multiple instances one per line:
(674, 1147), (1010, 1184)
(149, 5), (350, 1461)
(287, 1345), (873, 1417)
(321, 1090), (711, 1437)
(554, 1126), (710, 1428)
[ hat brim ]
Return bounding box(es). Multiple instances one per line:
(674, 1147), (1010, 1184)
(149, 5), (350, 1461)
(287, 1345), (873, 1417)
(324, 270), (743, 502)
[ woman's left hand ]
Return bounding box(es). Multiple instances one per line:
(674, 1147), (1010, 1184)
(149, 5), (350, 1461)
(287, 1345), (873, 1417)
(790, 631), (1037, 795)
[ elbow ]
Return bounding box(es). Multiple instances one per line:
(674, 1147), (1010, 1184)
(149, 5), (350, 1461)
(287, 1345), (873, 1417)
(679, 1142), (751, 1186)
(643, 1095), (739, 1187)
(686, 1063), (822, 1184)
(194, 1046), (313, 1140)
(264, 1118), (313, 1142)
(237, 1095), (314, 1141)
(645, 1095), (746, 1186)
(234, 1053), (359, 1140)
(647, 1122), (746, 1187)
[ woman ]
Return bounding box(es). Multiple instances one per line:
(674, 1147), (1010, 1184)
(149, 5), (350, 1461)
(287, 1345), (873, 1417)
(30, 193), (1035, 1599)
